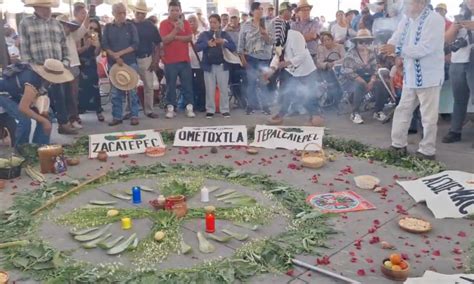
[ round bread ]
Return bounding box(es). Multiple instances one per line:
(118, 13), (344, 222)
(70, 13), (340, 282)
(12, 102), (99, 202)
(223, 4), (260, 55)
(146, 147), (166, 157)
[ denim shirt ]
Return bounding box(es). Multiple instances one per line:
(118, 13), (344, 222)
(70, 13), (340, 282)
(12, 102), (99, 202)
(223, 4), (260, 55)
(102, 21), (139, 67)
(195, 30), (237, 72)
(0, 68), (43, 103)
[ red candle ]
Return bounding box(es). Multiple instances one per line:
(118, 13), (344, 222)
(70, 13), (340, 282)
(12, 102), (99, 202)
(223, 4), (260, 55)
(205, 206), (215, 233)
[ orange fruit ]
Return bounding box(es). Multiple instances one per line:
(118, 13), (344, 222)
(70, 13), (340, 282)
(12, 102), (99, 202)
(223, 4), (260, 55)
(399, 261), (408, 270)
(389, 254), (402, 265)
(391, 265), (402, 271)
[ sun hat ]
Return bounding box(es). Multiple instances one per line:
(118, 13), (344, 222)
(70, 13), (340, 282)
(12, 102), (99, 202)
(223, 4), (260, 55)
(295, 0), (313, 12)
(31, 59), (74, 84)
(435, 3), (447, 11)
(24, 0), (59, 8)
(279, 1), (292, 12)
(130, 0), (152, 14)
(109, 63), (139, 91)
(351, 28), (375, 42)
(56, 14), (80, 28)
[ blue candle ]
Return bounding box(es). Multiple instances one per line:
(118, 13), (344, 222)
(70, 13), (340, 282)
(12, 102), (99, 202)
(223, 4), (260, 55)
(132, 186), (141, 204)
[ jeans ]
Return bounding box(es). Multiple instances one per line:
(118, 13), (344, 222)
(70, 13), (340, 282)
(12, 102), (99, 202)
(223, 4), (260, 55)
(164, 62), (194, 107)
(48, 83), (68, 125)
(0, 95), (50, 146)
(110, 63), (140, 121)
(391, 86), (441, 156)
(449, 63), (474, 134)
(278, 70), (320, 117)
(192, 68), (206, 112)
(245, 56), (271, 109)
(204, 64), (230, 114)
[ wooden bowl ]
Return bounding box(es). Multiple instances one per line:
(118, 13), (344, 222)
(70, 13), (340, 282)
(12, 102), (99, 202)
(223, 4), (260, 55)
(380, 258), (410, 281)
(0, 270), (9, 284)
(246, 148), (259, 155)
(66, 158), (80, 166)
(398, 216), (432, 234)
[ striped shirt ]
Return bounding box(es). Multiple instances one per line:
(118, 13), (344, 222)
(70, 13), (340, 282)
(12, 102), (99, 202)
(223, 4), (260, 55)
(19, 13), (70, 66)
(271, 17), (287, 46)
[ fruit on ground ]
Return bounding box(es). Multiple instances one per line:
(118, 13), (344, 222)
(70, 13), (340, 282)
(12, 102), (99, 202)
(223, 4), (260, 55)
(154, 231), (165, 241)
(389, 253), (402, 265)
(391, 265), (402, 271)
(399, 261), (408, 270)
(384, 260), (393, 269)
(107, 209), (119, 217)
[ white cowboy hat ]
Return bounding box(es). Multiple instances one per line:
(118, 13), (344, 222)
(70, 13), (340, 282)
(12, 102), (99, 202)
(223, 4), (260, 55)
(130, 0), (152, 14)
(351, 28), (375, 42)
(295, 0), (313, 12)
(109, 64), (139, 91)
(31, 59), (74, 84)
(24, 0), (59, 8)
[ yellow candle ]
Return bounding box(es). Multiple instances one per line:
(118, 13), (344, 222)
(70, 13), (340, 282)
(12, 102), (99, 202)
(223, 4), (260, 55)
(121, 217), (132, 230)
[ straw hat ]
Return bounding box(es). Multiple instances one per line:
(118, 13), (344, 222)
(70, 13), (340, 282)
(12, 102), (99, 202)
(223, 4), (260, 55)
(109, 64), (139, 91)
(130, 0), (152, 14)
(56, 14), (80, 28)
(31, 59), (74, 84)
(295, 0), (313, 12)
(24, 0), (59, 8)
(435, 3), (447, 11)
(351, 28), (374, 42)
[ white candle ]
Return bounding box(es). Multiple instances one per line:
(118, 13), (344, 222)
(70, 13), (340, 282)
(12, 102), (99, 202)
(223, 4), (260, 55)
(201, 187), (209, 203)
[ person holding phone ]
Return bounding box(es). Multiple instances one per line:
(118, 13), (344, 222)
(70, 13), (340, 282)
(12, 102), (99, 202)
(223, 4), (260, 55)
(160, 1), (195, 119)
(237, 2), (273, 115)
(442, 0), (474, 146)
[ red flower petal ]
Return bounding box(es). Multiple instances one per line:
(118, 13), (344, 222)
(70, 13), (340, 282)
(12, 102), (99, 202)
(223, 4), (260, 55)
(458, 231), (466, 238)
(432, 250), (441, 256)
(286, 269), (294, 276)
(357, 269), (366, 276)
(452, 248), (463, 255)
(365, 258), (374, 264)
(350, 257), (358, 263)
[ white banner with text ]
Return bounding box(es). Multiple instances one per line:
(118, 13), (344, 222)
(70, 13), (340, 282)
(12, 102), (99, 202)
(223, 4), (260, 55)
(250, 125), (324, 151)
(397, 171), (474, 219)
(173, 125), (248, 147)
(89, 130), (165, 158)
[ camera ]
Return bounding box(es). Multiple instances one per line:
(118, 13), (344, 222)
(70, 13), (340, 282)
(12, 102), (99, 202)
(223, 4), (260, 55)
(449, 37), (469, 52)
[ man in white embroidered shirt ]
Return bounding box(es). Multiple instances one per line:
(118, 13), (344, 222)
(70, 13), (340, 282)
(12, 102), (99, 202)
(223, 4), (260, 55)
(380, 0), (445, 160)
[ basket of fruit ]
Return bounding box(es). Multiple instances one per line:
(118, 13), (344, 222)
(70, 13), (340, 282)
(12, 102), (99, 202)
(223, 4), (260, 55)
(398, 216), (432, 234)
(0, 155), (25, 180)
(381, 253), (410, 281)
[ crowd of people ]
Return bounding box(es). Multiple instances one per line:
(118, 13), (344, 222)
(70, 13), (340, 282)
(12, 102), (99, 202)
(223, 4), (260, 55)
(0, 0), (472, 160)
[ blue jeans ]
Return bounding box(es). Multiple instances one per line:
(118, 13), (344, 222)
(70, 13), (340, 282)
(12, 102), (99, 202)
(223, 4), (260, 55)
(245, 56), (271, 109)
(0, 95), (50, 146)
(164, 62), (194, 107)
(110, 63), (140, 120)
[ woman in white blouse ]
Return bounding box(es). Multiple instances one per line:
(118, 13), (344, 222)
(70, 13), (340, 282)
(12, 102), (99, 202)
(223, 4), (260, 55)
(331, 10), (356, 44)
(266, 22), (324, 126)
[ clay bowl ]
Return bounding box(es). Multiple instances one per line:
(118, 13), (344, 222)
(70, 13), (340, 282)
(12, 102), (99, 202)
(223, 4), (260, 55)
(0, 270), (9, 284)
(66, 157), (80, 166)
(380, 258), (410, 281)
(246, 147), (259, 155)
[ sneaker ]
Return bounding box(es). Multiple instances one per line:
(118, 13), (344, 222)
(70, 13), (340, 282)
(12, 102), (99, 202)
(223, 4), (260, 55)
(70, 121), (83, 129)
(415, 151), (436, 161)
(206, 113), (214, 119)
(373, 111), (387, 122)
(222, 112), (231, 118)
(147, 113), (159, 119)
(165, 105), (175, 119)
(185, 104), (196, 118)
(58, 124), (78, 135)
(108, 119), (123, 126)
(267, 115), (283, 125)
(351, 113), (364, 124)
(130, 118), (139, 126)
(442, 132), (461, 143)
